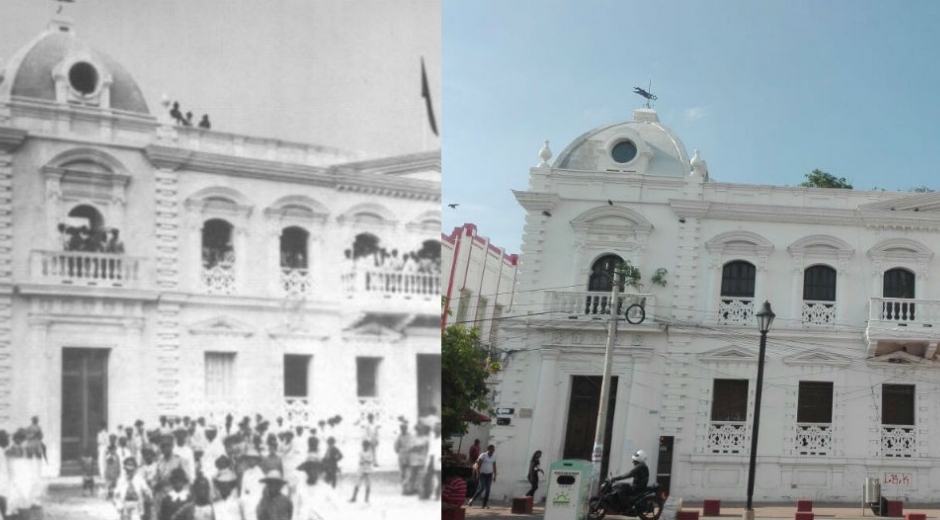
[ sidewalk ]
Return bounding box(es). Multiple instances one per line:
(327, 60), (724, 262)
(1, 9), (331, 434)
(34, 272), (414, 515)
(458, 500), (940, 520)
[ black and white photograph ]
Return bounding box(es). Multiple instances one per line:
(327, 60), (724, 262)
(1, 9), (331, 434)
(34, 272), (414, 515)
(0, 0), (441, 518)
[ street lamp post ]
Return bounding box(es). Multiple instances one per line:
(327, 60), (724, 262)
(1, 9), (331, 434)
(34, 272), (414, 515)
(744, 301), (775, 520)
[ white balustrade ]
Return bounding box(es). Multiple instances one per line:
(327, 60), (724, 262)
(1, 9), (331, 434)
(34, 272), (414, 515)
(793, 423), (831, 456)
(342, 269), (439, 298)
(203, 263), (235, 295)
(882, 424), (916, 458)
(546, 291), (655, 322)
(802, 301), (836, 326)
(718, 297), (754, 326)
(32, 250), (142, 287)
(707, 421), (747, 454)
(869, 297), (940, 325)
(282, 268), (312, 298)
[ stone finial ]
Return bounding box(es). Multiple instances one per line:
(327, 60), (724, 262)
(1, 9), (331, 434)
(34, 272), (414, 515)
(690, 149), (707, 177)
(538, 140), (552, 167)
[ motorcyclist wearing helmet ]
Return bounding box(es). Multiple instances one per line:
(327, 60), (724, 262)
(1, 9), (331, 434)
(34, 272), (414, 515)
(612, 449), (649, 503)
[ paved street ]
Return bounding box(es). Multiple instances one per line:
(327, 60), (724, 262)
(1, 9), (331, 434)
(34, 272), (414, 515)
(456, 500), (940, 520)
(27, 470), (439, 520)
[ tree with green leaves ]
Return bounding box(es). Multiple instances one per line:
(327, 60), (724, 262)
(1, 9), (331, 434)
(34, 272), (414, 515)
(799, 169), (853, 189)
(911, 185), (935, 193)
(442, 324), (499, 440)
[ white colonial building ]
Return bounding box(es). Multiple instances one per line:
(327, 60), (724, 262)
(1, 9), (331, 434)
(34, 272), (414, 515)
(490, 106), (940, 503)
(0, 16), (440, 476)
(442, 223), (518, 451)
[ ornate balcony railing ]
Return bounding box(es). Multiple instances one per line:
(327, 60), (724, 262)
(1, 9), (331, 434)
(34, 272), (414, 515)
(868, 297), (940, 325)
(31, 250), (143, 287)
(341, 269), (439, 298)
(707, 421), (747, 454)
(793, 422), (832, 456)
(203, 263), (235, 295)
(802, 301), (836, 326)
(282, 268), (312, 298)
(284, 397), (313, 429)
(718, 297), (754, 326)
(882, 425), (916, 458)
(546, 291), (656, 322)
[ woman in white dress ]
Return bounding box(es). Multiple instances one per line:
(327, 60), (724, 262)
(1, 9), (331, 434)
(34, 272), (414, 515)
(211, 469), (243, 520)
(292, 455), (338, 520)
(6, 429), (33, 516)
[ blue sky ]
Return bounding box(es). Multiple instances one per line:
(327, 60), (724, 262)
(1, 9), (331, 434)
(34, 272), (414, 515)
(0, 0), (440, 158)
(443, 1), (940, 252)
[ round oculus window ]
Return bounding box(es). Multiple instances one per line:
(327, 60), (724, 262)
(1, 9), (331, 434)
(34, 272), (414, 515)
(611, 140), (638, 164)
(68, 62), (98, 95)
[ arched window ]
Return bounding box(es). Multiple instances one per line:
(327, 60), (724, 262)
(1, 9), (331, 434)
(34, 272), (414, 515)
(803, 265), (836, 302)
(883, 268), (916, 321)
(351, 233), (381, 262)
(280, 227), (309, 269)
(721, 261), (756, 298)
(588, 254), (624, 292)
(202, 219), (234, 268)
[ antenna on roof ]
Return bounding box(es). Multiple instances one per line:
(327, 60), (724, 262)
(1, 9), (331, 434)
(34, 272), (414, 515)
(633, 79), (657, 109)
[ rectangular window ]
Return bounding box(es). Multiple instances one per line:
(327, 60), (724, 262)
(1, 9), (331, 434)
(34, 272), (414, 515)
(205, 352), (235, 400)
(455, 289), (472, 324)
(797, 381), (833, 423)
(356, 357), (382, 398)
(710, 379), (749, 421)
(284, 354), (311, 398)
(475, 296), (488, 330)
(882, 384), (915, 425)
(490, 304), (504, 346)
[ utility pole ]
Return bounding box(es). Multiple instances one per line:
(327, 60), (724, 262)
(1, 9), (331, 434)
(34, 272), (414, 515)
(592, 268), (621, 491)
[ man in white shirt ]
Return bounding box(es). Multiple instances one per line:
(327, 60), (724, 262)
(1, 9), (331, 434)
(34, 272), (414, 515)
(467, 444), (497, 509)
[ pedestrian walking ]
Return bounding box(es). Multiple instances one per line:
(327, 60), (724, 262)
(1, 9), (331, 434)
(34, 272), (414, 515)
(525, 450), (544, 498)
(321, 437), (342, 489)
(467, 444), (497, 509)
(348, 440), (374, 504)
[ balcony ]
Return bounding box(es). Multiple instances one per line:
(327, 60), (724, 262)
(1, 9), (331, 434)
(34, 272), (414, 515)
(341, 269), (439, 312)
(547, 291), (656, 323)
(866, 298), (940, 357)
(202, 263), (235, 295)
(707, 421), (747, 454)
(882, 424), (916, 458)
(31, 250), (144, 288)
(281, 268), (312, 298)
(792, 423), (832, 456)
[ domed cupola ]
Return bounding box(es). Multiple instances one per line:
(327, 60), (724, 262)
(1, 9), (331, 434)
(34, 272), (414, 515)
(0, 15), (149, 114)
(553, 108), (690, 177)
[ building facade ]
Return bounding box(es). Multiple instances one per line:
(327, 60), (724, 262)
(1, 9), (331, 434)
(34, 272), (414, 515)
(0, 16), (441, 476)
(490, 107), (940, 503)
(442, 223), (518, 451)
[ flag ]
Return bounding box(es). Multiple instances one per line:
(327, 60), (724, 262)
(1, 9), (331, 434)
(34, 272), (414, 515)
(421, 57), (439, 137)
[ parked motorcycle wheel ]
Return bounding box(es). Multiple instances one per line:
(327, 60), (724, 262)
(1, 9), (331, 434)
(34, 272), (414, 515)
(636, 495), (664, 520)
(588, 496), (607, 520)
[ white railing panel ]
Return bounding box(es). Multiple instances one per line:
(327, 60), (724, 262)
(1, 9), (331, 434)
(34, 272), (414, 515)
(707, 421), (748, 454)
(32, 250), (142, 287)
(793, 423), (832, 456)
(342, 269), (439, 298)
(882, 425), (916, 458)
(802, 301), (836, 326)
(718, 297), (754, 326)
(546, 291), (655, 322)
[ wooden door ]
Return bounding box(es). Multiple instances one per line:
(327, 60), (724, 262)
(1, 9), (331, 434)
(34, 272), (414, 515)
(61, 348), (108, 475)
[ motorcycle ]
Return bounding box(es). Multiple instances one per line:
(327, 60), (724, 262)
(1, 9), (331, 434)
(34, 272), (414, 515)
(588, 476), (666, 520)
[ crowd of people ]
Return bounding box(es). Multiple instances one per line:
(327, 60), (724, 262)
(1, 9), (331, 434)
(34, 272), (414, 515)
(344, 247), (441, 276)
(0, 417), (46, 519)
(75, 409), (441, 520)
(58, 223), (125, 254)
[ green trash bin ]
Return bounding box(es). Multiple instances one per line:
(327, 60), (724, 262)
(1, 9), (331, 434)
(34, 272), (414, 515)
(544, 459), (595, 520)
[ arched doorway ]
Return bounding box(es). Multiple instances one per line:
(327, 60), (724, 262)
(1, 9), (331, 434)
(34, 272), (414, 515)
(883, 268), (916, 321)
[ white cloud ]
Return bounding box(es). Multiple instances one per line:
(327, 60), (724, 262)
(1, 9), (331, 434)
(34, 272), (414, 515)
(683, 105), (710, 123)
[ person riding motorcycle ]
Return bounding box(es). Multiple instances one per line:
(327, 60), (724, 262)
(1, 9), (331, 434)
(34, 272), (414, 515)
(612, 450), (649, 504)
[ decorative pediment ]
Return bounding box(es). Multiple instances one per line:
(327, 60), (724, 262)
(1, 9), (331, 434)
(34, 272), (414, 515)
(188, 316), (255, 338)
(342, 312), (413, 342)
(706, 230), (774, 270)
(264, 195), (330, 226)
(867, 238), (933, 263)
(698, 345), (759, 364)
(267, 322), (330, 341)
(788, 235), (854, 260)
(868, 350), (932, 366)
(783, 350), (852, 367)
(570, 206), (653, 237)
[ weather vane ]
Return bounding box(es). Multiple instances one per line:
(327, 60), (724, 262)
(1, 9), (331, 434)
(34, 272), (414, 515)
(633, 80), (657, 109)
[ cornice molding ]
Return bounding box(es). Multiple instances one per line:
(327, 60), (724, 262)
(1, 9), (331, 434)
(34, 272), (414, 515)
(513, 190), (561, 212)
